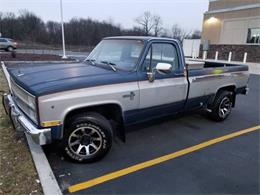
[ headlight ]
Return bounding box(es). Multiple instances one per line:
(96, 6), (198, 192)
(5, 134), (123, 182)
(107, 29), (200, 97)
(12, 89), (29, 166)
(27, 95), (37, 123)
(27, 95), (36, 111)
(28, 108), (38, 124)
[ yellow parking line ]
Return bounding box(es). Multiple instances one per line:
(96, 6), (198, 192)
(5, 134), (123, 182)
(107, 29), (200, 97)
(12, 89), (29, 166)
(68, 125), (260, 193)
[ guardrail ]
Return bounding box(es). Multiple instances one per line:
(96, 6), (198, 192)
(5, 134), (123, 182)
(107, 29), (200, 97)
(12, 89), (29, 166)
(16, 49), (89, 57)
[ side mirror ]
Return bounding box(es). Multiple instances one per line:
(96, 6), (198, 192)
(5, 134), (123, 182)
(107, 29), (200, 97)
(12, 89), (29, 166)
(155, 63), (172, 74)
(147, 63), (172, 82)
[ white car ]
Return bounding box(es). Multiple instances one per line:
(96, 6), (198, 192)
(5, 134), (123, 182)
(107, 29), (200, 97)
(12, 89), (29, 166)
(0, 38), (17, 51)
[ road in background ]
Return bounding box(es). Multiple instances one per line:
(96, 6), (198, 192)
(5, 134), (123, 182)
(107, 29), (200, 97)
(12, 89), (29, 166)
(16, 49), (89, 61)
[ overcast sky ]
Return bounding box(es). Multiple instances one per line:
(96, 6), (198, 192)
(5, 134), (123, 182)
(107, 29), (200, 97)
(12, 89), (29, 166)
(0, 0), (208, 31)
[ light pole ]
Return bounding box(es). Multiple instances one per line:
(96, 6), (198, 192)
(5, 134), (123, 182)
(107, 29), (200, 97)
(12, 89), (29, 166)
(60, 0), (67, 59)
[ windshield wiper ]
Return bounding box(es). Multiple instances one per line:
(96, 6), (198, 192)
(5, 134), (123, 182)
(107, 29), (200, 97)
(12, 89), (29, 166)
(85, 59), (96, 65)
(101, 61), (117, 72)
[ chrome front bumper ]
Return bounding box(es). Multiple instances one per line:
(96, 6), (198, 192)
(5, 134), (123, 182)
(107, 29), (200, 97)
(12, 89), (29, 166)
(2, 93), (51, 145)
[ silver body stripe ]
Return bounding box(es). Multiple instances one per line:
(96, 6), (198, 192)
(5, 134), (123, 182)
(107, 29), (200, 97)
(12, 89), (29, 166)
(189, 71), (249, 98)
(38, 82), (139, 123)
(38, 71), (249, 124)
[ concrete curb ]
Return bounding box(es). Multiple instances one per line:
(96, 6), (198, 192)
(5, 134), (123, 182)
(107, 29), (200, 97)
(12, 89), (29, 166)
(1, 61), (63, 195)
(1, 61), (11, 88)
(26, 135), (63, 195)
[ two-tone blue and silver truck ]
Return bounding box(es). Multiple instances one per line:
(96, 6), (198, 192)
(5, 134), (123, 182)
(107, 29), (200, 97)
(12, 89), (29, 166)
(3, 36), (249, 162)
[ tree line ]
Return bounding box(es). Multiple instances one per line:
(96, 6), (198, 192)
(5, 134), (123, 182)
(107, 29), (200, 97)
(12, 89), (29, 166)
(0, 10), (201, 47)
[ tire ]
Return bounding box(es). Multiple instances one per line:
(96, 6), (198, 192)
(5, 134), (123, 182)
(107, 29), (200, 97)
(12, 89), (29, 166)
(208, 90), (233, 122)
(61, 112), (113, 163)
(6, 46), (14, 52)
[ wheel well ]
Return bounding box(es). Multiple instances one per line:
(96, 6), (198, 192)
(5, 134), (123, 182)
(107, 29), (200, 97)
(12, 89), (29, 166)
(216, 85), (236, 107)
(63, 104), (125, 141)
(218, 85), (236, 93)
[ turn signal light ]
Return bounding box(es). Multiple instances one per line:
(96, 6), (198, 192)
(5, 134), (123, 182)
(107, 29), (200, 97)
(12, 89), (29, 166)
(41, 120), (61, 127)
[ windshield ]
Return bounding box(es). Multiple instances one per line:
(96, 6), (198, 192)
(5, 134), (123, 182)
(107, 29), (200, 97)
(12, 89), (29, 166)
(85, 39), (144, 71)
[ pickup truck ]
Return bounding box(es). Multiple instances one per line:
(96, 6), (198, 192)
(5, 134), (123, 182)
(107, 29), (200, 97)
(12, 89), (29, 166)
(2, 36), (249, 163)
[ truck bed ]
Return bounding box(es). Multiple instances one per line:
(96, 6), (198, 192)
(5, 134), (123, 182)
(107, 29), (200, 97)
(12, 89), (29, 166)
(186, 60), (248, 71)
(185, 60), (249, 109)
(186, 60), (248, 76)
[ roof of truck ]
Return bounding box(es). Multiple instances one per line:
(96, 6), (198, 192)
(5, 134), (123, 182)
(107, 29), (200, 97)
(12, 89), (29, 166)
(104, 36), (179, 42)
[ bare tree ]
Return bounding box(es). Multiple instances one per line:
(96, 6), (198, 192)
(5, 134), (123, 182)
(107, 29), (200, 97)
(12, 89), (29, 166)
(171, 24), (181, 39)
(160, 28), (171, 38)
(171, 24), (191, 43)
(153, 15), (163, 37)
(135, 11), (155, 36)
(0, 10), (197, 48)
(1, 12), (17, 38)
(0, 12), (3, 36)
(190, 30), (201, 39)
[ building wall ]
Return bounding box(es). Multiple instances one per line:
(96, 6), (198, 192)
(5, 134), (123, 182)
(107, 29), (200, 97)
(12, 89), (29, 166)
(202, 8), (260, 44)
(201, 0), (260, 63)
(209, 0), (260, 11)
(200, 44), (260, 63)
(220, 16), (260, 44)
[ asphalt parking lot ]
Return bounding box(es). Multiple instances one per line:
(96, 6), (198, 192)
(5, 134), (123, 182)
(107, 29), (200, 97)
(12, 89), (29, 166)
(43, 74), (260, 194)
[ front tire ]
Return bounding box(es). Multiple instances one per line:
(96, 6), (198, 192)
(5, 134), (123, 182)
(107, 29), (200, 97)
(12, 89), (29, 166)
(6, 46), (14, 52)
(61, 112), (113, 163)
(208, 90), (233, 122)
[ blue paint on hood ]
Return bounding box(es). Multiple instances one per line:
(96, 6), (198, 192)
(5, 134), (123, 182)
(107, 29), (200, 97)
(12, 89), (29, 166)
(8, 62), (138, 96)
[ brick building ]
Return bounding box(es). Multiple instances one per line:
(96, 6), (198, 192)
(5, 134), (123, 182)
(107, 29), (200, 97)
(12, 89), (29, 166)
(201, 0), (260, 62)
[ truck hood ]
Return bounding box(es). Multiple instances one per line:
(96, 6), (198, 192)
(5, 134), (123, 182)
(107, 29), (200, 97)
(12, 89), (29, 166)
(8, 62), (138, 96)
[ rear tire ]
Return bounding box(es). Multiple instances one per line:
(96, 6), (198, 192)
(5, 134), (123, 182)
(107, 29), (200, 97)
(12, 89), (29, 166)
(208, 90), (233, 122)
(61, 112), (113, 163)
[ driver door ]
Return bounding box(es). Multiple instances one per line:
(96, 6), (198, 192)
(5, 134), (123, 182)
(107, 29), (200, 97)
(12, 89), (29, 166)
(137, 42), (188, 120)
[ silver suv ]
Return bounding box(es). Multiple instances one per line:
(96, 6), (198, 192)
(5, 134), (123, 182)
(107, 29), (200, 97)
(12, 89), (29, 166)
(0, 38), (17, 51)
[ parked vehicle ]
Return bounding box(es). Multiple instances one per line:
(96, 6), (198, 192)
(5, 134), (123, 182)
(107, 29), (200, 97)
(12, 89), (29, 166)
(3, 36), (249, 163)
(0, 38), (17, 51)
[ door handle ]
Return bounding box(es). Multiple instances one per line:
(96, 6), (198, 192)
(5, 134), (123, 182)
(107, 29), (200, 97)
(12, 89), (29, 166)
(123, 92), (135, 100)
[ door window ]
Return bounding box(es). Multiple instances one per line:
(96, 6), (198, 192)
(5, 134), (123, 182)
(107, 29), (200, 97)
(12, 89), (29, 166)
(142, 43), (179, 72)
(0, 38), (7, 42)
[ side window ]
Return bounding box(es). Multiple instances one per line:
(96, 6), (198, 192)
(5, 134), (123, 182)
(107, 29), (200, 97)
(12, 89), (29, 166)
(162, 44), (179, 70)
(142, 43), (179, 72)
(0, 38), (7, 42)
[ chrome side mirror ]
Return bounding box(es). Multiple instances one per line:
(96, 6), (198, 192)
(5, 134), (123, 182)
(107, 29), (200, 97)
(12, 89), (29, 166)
(155, 63), (172, 74)
(147, 63), (172, 82)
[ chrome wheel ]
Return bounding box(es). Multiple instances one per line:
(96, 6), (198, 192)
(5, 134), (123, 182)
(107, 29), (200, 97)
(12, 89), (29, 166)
(68, 126), (102, 157)
(218, 97), (232, 118)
